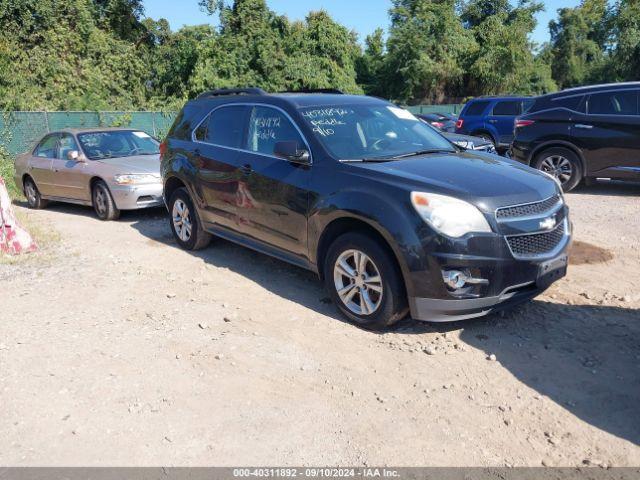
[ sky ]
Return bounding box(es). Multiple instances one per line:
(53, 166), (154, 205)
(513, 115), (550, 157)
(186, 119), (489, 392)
(143, 0), (583, 46)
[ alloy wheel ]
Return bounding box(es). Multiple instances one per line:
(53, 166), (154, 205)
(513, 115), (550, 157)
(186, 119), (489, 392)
(540, 155), (573, 185)
(172, 199), (193, 242)
(333, 249), (383, 316)
(95, 188), (107, 215)
(25, 182), (37, 205)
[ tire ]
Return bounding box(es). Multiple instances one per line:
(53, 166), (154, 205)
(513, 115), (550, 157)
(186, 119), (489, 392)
(168, 187), (211, 251)
(475, 132), (496, 147)
(23, 177), (48, 209)
(92, 180), (120, 221)
(324, 232), (408, 330)
(533, 147), (582, 192)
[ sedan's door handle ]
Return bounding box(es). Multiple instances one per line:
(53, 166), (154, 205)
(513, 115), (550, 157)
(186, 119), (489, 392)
(240, 164), (253, 175)
(488, 119), (498, 124)
(574, 124), (593, 129)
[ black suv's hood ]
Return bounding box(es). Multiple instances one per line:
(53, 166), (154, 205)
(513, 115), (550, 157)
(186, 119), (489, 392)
(347, 151), (558, 212)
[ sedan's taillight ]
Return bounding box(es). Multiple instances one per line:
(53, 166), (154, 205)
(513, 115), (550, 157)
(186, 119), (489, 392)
(455, 119), (464, 130)
(515, 119), (535, 128)
(159, 141), (167, 158)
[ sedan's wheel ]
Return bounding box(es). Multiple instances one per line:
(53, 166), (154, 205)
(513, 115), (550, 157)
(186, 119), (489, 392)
(23, 177), (48, 209)
(168, 187), (211, 250)
(92, 181), (120, 221)
(324, 232), (408, 330)
(533, 147), (582, 192)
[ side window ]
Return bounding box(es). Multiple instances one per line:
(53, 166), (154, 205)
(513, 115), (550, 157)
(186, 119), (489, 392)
(492, 100), (521, 116)
(246, 106), (304, 157)
(57, 134), (79, 160)
(196, 105), (248, 147)
(34, 134), (59, 158)
(588, 91), (638, 115)
(464, 101), (491, 116)
(553, 95), (585, 112)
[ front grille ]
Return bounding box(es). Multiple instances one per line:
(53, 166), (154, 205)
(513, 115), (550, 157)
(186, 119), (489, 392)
(496, 195), (561, 220)
(507, 221), (565, 257)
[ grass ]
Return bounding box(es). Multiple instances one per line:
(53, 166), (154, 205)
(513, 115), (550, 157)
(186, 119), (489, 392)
(0, 149), (23, 200)
(0, 207), (61, 265)
(1, 149), (59, 265)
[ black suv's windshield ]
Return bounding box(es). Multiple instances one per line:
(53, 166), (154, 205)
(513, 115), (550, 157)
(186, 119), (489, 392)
(78, 130), (160, 160)
(299, 104), (455, 160)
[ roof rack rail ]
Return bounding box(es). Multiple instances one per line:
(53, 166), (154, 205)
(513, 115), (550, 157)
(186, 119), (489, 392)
(282, 88), (345, 94)
(197, 87), (267, 99)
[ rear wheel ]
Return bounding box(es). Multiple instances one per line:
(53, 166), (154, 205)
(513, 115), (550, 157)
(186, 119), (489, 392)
(324, 232), (408, 330)
(168, 187), (211, 251)
(92, 181), (120, 221)
(533, 147), (582, 192)
(475, 132), (496, 147)
(23, 177), (48, 209)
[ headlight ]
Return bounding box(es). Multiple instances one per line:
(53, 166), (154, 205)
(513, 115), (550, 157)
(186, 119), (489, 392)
(410, 192), (492, 238)
(114, 174), (160, 185)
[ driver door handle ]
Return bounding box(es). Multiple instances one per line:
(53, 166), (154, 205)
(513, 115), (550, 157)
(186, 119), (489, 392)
(574, 124), (593, 129)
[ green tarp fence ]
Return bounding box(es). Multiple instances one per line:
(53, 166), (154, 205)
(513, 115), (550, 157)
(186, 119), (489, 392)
(0, 111), (177, 155)
(0, 105), (465, 155)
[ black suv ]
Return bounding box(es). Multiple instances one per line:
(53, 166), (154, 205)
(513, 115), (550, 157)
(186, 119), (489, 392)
(512, 82), (640, 191)
(162, 88), (570, 329)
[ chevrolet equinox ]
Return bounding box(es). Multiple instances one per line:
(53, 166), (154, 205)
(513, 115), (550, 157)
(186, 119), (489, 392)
(161, 88), (571, 329)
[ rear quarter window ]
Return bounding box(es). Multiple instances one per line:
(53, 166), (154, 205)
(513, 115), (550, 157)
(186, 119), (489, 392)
(552, 95), (586, 112)
(463, 101), (491, 116)
(492, 100), (522, 116)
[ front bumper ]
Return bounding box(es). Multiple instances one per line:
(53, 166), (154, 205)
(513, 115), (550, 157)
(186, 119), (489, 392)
(410, 281), (549, 322)
(406, 204), (571, 322)
(109, 183), (164, 210)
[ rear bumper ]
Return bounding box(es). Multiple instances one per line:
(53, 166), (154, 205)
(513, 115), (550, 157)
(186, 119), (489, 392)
(109, 183), (164, 210)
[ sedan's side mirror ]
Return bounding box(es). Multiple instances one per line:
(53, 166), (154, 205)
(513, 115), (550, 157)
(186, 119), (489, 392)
(274, 141), (310, 164)
(67, 150), (82, 161)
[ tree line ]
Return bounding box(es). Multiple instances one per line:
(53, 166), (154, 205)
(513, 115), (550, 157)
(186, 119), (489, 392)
(0, 0), (638, 111)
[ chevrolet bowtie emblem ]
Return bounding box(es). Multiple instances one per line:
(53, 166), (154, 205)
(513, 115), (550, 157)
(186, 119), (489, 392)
(540, 216), (557, 230)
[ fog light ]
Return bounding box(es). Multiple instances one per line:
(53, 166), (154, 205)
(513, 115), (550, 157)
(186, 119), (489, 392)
(442, 269), (489, 290)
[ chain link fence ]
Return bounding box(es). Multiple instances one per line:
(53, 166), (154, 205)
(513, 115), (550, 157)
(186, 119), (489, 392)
(0, 111), (177, 155)
(0, 106), (464, 156)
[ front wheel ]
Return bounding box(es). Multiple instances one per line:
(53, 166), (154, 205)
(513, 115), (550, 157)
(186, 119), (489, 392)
(92, 181), (120, 221)
(533, 147), (582, 192)
(324, 232), (408, 330)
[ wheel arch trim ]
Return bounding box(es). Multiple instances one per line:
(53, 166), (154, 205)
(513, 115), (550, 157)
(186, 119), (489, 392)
(529, 141), (587, 178)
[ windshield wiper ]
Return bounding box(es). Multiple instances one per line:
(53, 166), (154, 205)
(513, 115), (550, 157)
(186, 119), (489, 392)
(387, 149), (455, 159)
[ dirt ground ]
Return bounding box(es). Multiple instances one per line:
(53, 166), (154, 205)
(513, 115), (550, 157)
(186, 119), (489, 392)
(1, 182), (639, 467)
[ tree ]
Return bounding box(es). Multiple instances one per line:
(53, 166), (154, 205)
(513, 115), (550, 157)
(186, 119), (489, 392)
(548, 0), (610, 88)
(0, 0), (151, 110)
(384, 0), (476, 103)
(356, 28), (386, 97)
(461, 0), (554, 96)
(609, 0), (640, 81)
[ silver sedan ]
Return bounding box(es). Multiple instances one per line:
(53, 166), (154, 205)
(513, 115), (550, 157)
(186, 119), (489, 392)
(14, 128), (163, 220)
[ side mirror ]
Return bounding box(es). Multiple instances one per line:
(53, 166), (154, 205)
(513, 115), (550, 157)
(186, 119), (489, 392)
(67, 150), (83, 162)
(274, 141), (310, 164)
